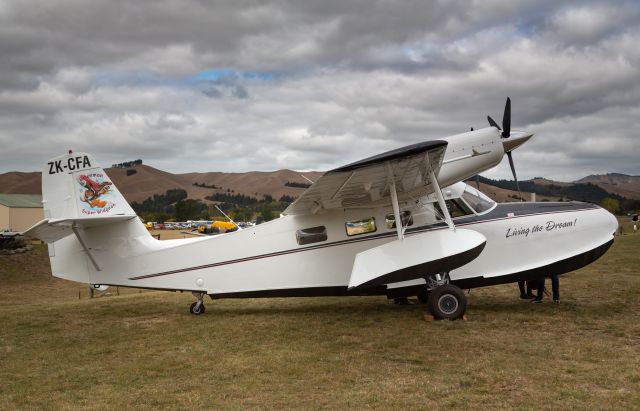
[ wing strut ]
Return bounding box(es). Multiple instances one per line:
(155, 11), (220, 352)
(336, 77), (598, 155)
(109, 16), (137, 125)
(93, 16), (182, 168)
(428, 168), (455, 231)
(71, 224), (101, 271)
(385, 163), (404, 241)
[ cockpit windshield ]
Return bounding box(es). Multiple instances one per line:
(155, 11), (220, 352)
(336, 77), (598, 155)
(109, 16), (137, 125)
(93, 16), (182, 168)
(461, 185), (496, 214)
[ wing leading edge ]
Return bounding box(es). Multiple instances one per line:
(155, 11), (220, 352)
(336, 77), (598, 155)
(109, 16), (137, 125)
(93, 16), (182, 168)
(283, 140), (448, 216)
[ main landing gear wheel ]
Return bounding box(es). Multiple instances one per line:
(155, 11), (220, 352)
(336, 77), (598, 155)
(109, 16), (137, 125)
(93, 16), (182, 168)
(427, 284), (466, 320)
(190, 291), (206, 315)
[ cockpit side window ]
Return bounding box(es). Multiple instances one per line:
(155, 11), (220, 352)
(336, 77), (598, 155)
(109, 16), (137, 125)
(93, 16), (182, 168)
(345, 217), (377, 236)
(385, 211), (413, 229)
(461, 185), (496, 214)
(434, 199), (474, 219)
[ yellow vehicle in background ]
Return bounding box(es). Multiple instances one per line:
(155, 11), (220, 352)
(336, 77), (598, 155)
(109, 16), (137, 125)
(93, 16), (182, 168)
(198, 221), (238, 234)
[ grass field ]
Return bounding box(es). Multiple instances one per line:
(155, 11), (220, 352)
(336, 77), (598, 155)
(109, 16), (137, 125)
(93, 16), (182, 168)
(1, 233), (639, 409)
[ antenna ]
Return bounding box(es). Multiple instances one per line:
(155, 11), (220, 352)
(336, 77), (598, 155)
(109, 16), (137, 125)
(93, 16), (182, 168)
(214, 204), (242, 231)
(299, 174), (315, 184)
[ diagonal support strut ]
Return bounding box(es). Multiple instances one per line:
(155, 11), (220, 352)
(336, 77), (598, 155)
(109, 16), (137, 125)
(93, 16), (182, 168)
(385, 163), (404, 241)
(71, 224), (101, 271)
(428, 168), (455, 231)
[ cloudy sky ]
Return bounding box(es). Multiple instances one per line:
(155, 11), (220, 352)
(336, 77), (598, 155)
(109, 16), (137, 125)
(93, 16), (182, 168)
(1, 0), (639, 181)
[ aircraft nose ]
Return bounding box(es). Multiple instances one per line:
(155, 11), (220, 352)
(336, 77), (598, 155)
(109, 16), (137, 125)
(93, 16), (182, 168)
(583, 203), (619, 240)
(502, 130), (534, 153)
(598, 206), (619, 236)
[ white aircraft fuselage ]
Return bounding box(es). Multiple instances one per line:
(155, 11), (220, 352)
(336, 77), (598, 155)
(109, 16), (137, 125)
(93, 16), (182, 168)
(60, 184), (613, 299)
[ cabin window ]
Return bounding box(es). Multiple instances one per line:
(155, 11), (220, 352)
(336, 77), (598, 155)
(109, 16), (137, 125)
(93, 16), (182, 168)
(434, 199), (474, 220)
(296, 226), (328, 245)
(461, 185), (495, 214)
(385, 211), (413, 229)
(345, 217), (377, 236)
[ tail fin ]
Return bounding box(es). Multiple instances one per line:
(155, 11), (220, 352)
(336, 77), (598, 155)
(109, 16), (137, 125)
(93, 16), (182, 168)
(44, 152), (136, 221)
(22, 151), (150, 284)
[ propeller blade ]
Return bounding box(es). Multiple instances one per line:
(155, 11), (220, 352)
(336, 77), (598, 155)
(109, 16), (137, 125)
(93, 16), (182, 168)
(507, 151), (523, 202)
(502, 97), (511, 138)
(475, 175), (481, 190)
(487, 116), (501, 130)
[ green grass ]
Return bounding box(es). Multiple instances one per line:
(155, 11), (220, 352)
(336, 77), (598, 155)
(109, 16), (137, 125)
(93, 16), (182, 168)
(1, 236), (639, 409)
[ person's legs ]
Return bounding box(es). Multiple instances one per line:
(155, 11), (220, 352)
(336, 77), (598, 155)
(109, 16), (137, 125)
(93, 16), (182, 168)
(518, 281), (526, 298)
(551, 275), (559, 302)
(526, 281), (536, 297)
(533, 278), (544, 303)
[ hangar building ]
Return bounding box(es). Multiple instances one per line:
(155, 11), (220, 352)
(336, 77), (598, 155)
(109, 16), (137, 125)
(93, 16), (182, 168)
(0, 194), (43, 232)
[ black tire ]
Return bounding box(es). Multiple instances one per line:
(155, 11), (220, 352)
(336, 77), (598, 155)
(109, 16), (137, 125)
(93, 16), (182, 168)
(427, 284), (466, 320)
(190, 301), (205, 315)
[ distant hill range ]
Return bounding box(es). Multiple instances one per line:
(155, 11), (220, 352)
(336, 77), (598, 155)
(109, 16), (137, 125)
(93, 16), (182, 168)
(471, 173), (640, 205)
(0, 164), (638, 206)
(0, 165), (324, 204)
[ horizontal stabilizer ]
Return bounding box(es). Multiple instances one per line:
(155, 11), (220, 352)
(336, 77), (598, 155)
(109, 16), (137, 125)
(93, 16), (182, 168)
(348, 229), (486, 290)
(21, 216), (136, 243)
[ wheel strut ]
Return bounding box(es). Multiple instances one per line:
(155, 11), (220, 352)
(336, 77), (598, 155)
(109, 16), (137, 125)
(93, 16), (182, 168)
(190, 291), (206, 315)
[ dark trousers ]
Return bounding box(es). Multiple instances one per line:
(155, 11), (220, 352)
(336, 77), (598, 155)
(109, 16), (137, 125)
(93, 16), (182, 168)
(536, 275), (560, 301)
(518, 281), (535, 296)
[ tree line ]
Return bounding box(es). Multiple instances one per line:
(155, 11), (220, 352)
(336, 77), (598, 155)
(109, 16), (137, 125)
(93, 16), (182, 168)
(285, 181), (311, 189)
(132, 188), (298, 223)
(111, 159), (143, 168)
(193, 182), (220, 189)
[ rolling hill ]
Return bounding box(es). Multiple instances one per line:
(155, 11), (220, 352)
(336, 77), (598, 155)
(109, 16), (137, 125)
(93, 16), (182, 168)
(574, 173), (640, 200)
(0, 165), (324, 204)
(0, 164), (637, 205)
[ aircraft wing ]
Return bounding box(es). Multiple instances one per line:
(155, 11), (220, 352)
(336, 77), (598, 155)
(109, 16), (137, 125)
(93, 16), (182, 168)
(283, 140), (448, 216)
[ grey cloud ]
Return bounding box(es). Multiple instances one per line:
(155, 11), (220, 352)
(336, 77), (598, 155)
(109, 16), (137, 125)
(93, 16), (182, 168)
(151, 113), (196, 130)
(232, 85), (249, 99)
(198, 74), (251, 99)
(0, 0), (639, 183)
(202, 87), (222, 99)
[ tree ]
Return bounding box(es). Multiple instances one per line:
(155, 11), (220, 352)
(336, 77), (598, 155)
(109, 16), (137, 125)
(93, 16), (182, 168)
(600, 197), (620, 214)
(258, 203), (275, 222)
(174, 199), (208, 221)
(131, 188), (187, 214)
(139, 211), (170, 223)
(230, 207), (253, 222)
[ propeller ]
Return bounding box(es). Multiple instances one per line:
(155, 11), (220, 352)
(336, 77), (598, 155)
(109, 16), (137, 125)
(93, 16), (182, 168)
(506, 152), (522, 201)
(487, 115), (500, 130)
(488, 97), (523, 201)
(501, 97), (511, 138)
(487, 97), (511, 136)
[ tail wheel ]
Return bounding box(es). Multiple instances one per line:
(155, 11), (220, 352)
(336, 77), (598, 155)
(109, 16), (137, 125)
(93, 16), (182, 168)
(427, 284), (466, 320)
(190, 301), (205, 315)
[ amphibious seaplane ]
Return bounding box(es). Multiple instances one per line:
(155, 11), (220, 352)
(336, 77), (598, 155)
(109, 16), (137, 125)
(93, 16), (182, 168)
(23, 99), (618, 319)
